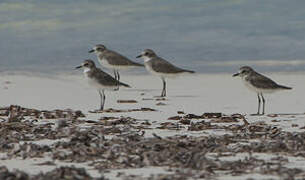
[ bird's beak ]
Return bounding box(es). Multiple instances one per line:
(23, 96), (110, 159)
(75, 65), (83, 69)
(233, 73), (240, 77)
(88, 49), (95, 53)
(136, 54), (142, 58)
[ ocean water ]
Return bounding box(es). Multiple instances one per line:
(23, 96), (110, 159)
(1, 0), (305, 73)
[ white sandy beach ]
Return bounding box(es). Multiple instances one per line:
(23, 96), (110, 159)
(1, 72), (302, 114)
(1, 72), (305, 179)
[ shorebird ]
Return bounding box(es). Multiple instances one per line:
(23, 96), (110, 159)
(89, 44), (143, 88)
(233, 66), (292, 115)
(75, 59), (130, 110)
(136, 49), (195, 97)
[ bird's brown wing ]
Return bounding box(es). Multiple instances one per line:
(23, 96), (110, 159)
(150, 57), (192, 74)
(90, 69), (129, 87)
(102, 50), (143, 66)
(248, 72), (280, 89)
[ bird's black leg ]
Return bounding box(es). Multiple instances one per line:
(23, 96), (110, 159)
(117, 71), (120, 90)
(114, 70), (119, 90)
(163, 79), (166, 97)
(98, 90), (104, 111)
(161, 78), (166, 97)
(160, 78), (164, 97)
(251, 93), (261, 116)
(113, 70), (117, 81)
(117, 71), (120, 82)
(261, 93), (265, 115)
(257, 93), (261, 115)
(102, 90), (106, 110)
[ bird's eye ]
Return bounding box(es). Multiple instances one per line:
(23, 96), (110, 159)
(84, 63), (88, 66)
(144, 52), (148, 55)
(241, 70), (246, 73)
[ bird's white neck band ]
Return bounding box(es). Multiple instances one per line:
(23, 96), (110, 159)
(83, 67), (91, 73)
(143, 56), (152, 62)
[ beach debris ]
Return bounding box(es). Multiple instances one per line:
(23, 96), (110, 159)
(1, 119), (305, 179)
(0, 105), (85, 120)
(188, 121), (223, 131)
(142, 98), (154, 101)
(35, 166), (102, 179)
(8, 105), (23, 122)
(0, 166), (29, 179)
(184, 114), (203, 119)
(35, 161), (56, 166)
(267, 114), (278, 117)
(4, 81), (12, 84)
(117, 100), (138, 103)
(0, 105), (304, 179)
(99, 117), (137, 126)
(156, 102), (166, 106)
(202, 113), (222, 118)
(168, 113), (242, 124)
(131, 108), (157, 112)
(179, 119), (191, 125)
(210, 116), (239, 123)
(55, 119), (68, 129)
(155, 98), (167, 101)
(152, 133), (162, 139)
(90, 108), (126, 113)
(75, 110), (86, 118)
(2, 81), (12, 90)
(0, 166), (105, 180)
(157, 122), (182, 130)
(168, 116), (180, 120)
(90, 107), (157, 113)
(271, 119), (281, 122)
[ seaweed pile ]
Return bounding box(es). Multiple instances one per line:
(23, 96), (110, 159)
(0, 105), (304, 179)
(0, 166), (106, 180)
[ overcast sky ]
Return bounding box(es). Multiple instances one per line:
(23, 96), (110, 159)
(1, 0), (305, 73)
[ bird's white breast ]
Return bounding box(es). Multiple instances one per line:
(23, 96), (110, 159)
(99, 58), (116, 69)
(83, 68), (98, 87)
(83, 67), (91, 74)
(83, 68), (118, 91)
(143, 56), (152, 63)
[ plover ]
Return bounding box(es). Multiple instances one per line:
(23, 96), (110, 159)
(233, 66), (292, 115)
(75, 59), (130, 110)
(136, 49), (195, 97)
(89, 44), (143, 87)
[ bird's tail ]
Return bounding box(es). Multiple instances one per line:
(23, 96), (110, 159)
(131, 62), (144, 67)
(182, 69), (195, 73)
(119, 82), (131, 88)
(278, 84), (292, 90)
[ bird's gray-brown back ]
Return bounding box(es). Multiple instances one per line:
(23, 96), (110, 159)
(146, 56), (194, 74)
(87, 68), (129, 87)
(100, 50), (143, 67)
(246, 71), (289, 89)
